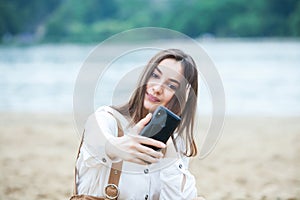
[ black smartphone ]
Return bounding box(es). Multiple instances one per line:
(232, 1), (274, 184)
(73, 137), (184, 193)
(140, 106), (181, 150)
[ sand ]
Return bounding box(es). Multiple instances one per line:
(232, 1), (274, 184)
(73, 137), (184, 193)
(0, 113), (299, 200)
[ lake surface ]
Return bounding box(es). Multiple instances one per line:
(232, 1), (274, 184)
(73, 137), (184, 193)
(0, 39), (299, 116)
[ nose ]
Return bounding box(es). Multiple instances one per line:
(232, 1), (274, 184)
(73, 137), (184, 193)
(152, 83), (163, 94)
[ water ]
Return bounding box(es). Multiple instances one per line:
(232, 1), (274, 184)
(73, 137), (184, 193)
(0, 39), (299, 116)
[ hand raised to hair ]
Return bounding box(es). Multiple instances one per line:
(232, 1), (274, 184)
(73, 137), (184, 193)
(105, 113), (166, 165)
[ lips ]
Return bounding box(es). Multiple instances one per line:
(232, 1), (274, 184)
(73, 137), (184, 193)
(146, 92), (160, 103)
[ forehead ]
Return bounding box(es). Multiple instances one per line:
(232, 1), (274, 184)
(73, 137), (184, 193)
(157, 58), (183, 79)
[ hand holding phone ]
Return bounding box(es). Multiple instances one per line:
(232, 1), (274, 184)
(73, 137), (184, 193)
(140, 106), (181, 150)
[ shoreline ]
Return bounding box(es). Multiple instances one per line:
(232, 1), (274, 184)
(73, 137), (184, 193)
(1, 37), (299, 47)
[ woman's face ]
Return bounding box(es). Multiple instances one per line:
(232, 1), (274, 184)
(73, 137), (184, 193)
(144, 58), (183, 112)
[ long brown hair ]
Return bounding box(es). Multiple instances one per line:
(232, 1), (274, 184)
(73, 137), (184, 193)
(115, 49), (198, 157)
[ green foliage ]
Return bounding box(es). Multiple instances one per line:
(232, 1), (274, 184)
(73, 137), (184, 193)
(0, 0), (62, 43)
(44, 0), (123, 42)
(289, 1), (300, 36)
(1, 0), (299, 43)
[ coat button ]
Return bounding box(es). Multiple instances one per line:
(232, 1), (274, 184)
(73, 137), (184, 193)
(144, 169), (149, 174)
(179, 164), (182, 169)
(102, 158), (107, 163)
(145, 194), (149, 199)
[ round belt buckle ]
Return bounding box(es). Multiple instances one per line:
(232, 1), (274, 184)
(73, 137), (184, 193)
(104, 184), (119, 199)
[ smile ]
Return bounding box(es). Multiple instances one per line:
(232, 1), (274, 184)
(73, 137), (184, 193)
(146, 92), (160, 103)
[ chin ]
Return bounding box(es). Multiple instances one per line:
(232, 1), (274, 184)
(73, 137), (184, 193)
(144, 101), (160, 113)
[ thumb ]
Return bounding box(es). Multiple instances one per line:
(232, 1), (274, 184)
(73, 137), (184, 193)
(134, 113), (152, 134)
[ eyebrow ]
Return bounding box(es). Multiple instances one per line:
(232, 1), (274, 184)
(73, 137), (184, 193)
(155, 67), (181, 85)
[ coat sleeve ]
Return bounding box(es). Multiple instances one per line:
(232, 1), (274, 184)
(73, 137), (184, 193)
(79, 108), (120, 168)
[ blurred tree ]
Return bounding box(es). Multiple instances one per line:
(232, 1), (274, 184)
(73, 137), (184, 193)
(289, 0), (300, 36)
(0, 0), (62, 43)
(259, 0), (298, 36)
(45, 0), (120, 42)
(1, 0), (299, 43)
(0, 1), (21, 36)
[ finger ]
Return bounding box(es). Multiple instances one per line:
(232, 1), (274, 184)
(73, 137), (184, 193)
(136, 144), (164, 159)
(134, 152), (160, 164)
(135, 135), (166, 149)
(126, 154), (154, 165)
(134, 113), (152, 133)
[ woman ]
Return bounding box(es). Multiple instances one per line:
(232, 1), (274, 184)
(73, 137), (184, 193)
(75, 49), (199, 199)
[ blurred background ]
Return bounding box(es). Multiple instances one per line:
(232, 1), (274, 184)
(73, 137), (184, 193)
(0, 0), (299, 114)
(0, 0), (300, 199)
(1, 0), (300, 43)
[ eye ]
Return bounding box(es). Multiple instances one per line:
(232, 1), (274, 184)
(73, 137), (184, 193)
(151, 72), (159, 79)
(167, 83), (178, 91)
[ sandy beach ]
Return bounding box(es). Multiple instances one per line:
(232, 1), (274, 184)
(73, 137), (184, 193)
(0, 113), (299, 200)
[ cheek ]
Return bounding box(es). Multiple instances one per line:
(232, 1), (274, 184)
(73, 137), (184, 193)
(146, 80), (155, 87)
(145, 83), (151, 93)
(163, 90), (175, 104)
